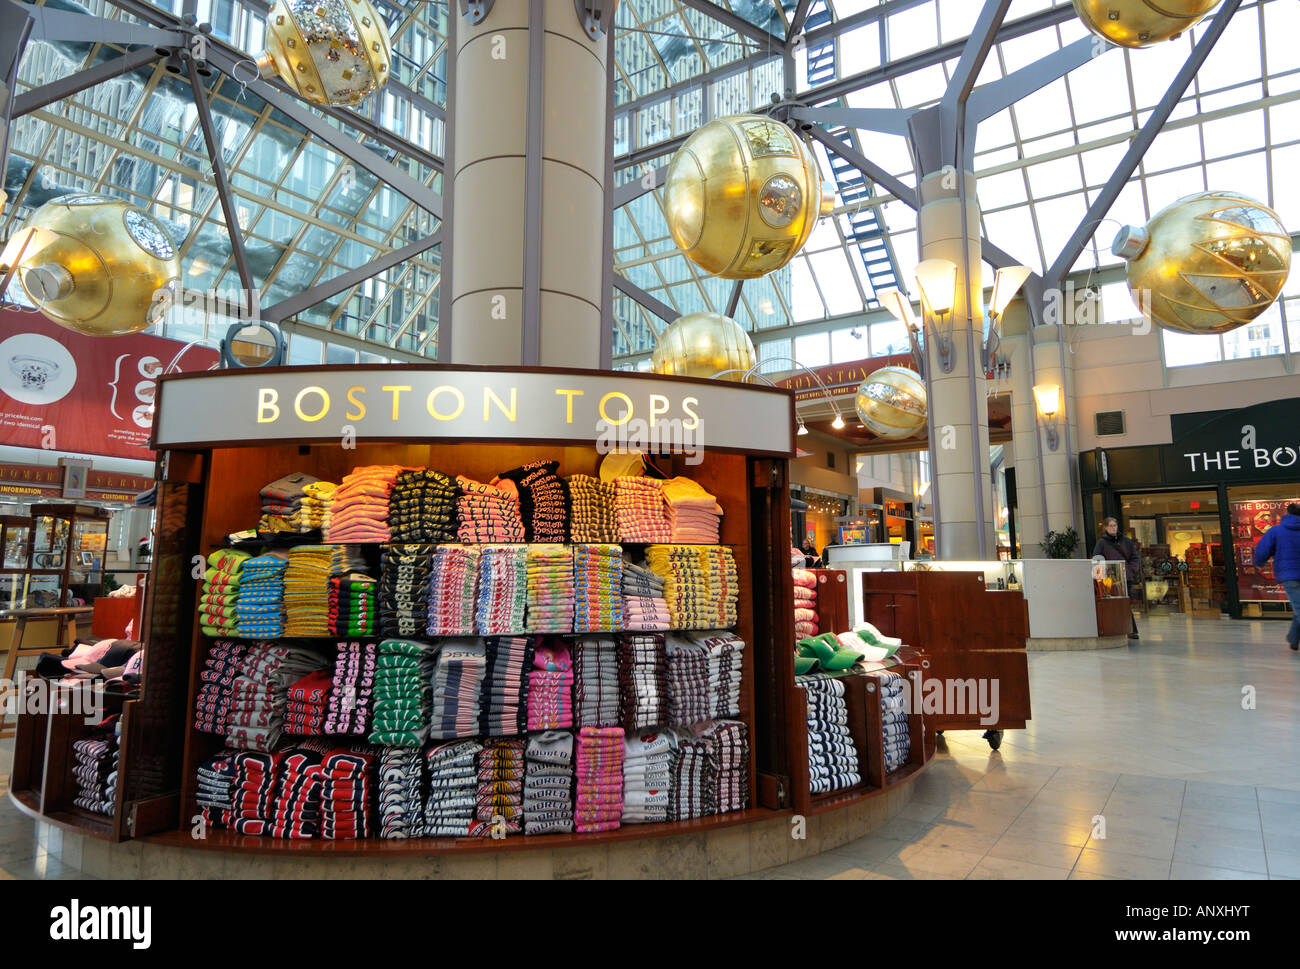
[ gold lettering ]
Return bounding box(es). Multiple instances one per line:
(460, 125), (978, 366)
(599, 392), (633, 426)
(427, 386), (465, 421)
(258, 388), (280, 423)
(555, 389), (583, 424)
(294, 386), (330, 422)
(345, 385), (367, 421)
(648, 393), (669, 428)
(483, 387), (517, 422)
(682, 396), (700, 431)
(381, 385), (411, 420)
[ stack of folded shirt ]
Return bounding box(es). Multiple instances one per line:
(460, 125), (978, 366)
(266, 741), (329, 839)
(566, 474), (617, 543)
(424, 739), (482, 837)
(661, 476), (723, 544)
(195, 748), (239, 829)
(236, 553), (289, 639)
(526, 639), (573, 730)
(229, 749), (283, 835)
(612, 476), (672, 543)
(455, 476), (526, 543)
(326, 465), (408, 543)
(479, 636), (532, 736)
(318, 744), (379, 840)
(283, 545), (334, 637)
(618, 633), (667, 730)
(260, 471), (321, 533)
(494, 461), (569, 542)
(572, 544), (622, 632)
(323, 641), (378, 737)
(200, 549), (248, 637)
(621, 728), (673, 824)
(693, 629), (744, 719)
(428, 639), (486, 739)
(474, 738), (525, 837)
(284, 668), (332, 735)
(427, 544), (480, 636)
(378, 745), (425, 839)
(669, 729), (714, 820)
(575, 726), (624, 833)
(71, 719), (119, 815)
(699, 719), (748, 814)
(387, 469), (460, 543)
(878, 670), (911, 773)
(664, 634), (711, 726)
(194, 640), (248, 736)
(379, 544), (433, 639)
(368, 639), (434, 747)
(523, 730), (575, 836)
(798, 675), (860, 795)
(572, 637), (620, 727)
(300, 480), (337, 533)
(475, 544), (528, 634)
(620, 563), (670, 631)
(525, 544), (574, 633)
(793, 569), (819, 639)
(645, 545), (739, 630)
(329, 574), (377, 637)
(226, 643), (329, 752)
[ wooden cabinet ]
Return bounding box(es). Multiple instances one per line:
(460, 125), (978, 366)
(861, 571), (1031, 732)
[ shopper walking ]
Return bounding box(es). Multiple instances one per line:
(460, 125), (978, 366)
(1093, 517), (1141, 640)
(1254, 503), (1300, 651)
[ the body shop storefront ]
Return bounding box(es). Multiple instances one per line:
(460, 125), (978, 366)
(1080, 397), (1300, 621)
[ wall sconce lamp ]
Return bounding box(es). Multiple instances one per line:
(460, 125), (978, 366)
(1033, 382), (1062, 451)
(982, 265), (1031, 373)
(913, 258), (958, 374)
(879, 288), (926, 378)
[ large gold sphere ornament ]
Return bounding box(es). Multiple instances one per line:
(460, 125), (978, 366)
(855, 366), (927, 440)
(663, 115), (833, 279)
(651, 312), (757, 381)
(1072, 0), (1219, 48)
(1113, 191), (1291, 335)
(257, 0), (392, 107)
(0, 194), (180, 337)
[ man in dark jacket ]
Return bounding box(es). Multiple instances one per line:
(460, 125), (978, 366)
(1094, 517), (1141, 640)
(1254, 503), (1300, 651)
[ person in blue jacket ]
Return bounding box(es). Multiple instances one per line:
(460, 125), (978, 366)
(1254, 503), (1300, 651)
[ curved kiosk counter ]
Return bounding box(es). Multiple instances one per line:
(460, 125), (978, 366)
(10, 365), (929, 878)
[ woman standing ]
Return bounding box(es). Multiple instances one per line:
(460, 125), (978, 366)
(1093, 517), (1141, 641)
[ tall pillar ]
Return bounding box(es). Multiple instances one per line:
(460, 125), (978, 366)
(1031, 330), (1080, 537)
(448, 0), (608, 367)
(917, 170), (995, 559)
(1005, 331), (1046, 554)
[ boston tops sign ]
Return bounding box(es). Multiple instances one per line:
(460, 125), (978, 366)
(152, 366), (796, 456)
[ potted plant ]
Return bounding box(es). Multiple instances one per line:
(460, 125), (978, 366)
(1040, 527), (1080, 559)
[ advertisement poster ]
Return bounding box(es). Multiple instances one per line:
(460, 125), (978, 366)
(0, 308), (218, 459)
(1230, 499), (1297, 601)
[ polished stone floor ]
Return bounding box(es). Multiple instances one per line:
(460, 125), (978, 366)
(0, 614), (1296, 879)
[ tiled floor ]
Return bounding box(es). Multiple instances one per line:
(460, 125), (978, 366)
(1, 613), (1296, 879)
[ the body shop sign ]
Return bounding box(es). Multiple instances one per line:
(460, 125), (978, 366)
(1164, 399), (1300, 484)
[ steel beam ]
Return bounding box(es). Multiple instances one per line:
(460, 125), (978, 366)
(1044, 0), (1243, 286)
(677, 0), (783, 50)
(786, 0), (813, 44)
(804, 123), (916, 206)
(942, 0), (1012, 113)
(613, 275), (678, 326)
(262, 231), (442, 323)
(13, 47), (163, 117)
(20, 2), (183, 47)
(613, 164), (666, 207)
(724, 280), (743, 318)
(0, 3), (35, 193)
(969, 36), (1101, 122)
(188, 60), (257, 304)
(790, 104), (914, 137)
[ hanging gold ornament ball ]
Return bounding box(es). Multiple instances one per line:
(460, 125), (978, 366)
(855, 366), (927, 440)
(1, 194), (180, 337)
(651, 312), (757, 381)
(1072, 0), (1220, 48)
(1112, 190), (1291, 335)
(663, 114), (834, 279)
(257, 0), (392, 107)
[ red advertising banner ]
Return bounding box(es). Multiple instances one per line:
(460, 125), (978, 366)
(0, 307), (218, 459)
(1230, 499), (1298, 602)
